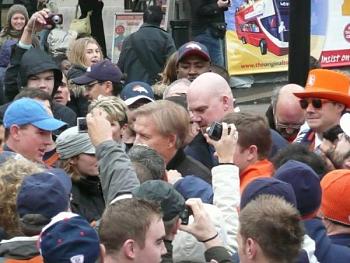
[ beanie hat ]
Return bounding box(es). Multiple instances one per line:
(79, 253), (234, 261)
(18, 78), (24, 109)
(321, 169), (350, 225)
(240, 177), (297, 210)
(56, 126), (95, 159)
(40, 212), (100, 263)
(274, 160), (321, 216)
(6, 4), (29, 28)
(132, 180), (185, 221)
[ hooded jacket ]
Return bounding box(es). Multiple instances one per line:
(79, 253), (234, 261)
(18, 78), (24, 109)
(5, 47), (62, 101)
(0, 236), (43, 263)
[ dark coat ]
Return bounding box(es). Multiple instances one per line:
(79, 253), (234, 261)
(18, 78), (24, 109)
(167, 148), (212, 184)
(189, 0), (227, 37)
(66, 64), (89, 117)
(304, 218), (350, 263)
(184, 132), (218, 170)
(71, 176), (105, 223)
(117, 23), (176, 85)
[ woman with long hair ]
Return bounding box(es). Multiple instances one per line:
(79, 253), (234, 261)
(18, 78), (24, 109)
(0, 4), (29, 104)
(66, 37), (103, 116)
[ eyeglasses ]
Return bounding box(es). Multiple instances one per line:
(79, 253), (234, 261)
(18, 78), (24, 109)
(275, 120), (302, 136)
(299, 98), (332, 109)
(85, 81), (103, 90)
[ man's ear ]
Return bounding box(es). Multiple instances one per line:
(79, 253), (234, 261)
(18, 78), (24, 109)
(167, 133), (177, 149)
(246, 237), (257, 259)
(104, 81), (113, 95)
(122, 239), (137, 260)
(246, 145), (258, 162)
(9, 125), (21, 141)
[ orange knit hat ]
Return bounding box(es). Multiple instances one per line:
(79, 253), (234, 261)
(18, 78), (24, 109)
(320, 169), (350, 225)
(294, 69), (350, 108)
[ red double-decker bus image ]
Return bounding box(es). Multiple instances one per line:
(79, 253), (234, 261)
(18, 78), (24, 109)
(235, 0), (289, 56)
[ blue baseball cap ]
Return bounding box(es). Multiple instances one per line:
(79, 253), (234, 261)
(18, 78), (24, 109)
(40, 212), (100, 263)
(72, 59), (122, 85)
(3, 98), (66, 131)
(17, 169), (72, 219)
(177, 41), (210, 65)
(240, 177), (297, 210)
(120, 81), (155, 106)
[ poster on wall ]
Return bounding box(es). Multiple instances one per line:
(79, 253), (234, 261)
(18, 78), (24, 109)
(225, 0), (350, 75)
(316, 0), (350, 67)
(111, 13), (143, 64)
(225, 0), (290, 75)
(111, 7), (168, 64)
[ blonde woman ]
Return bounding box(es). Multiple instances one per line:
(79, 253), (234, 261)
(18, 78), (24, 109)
(66, 37), (103, 116)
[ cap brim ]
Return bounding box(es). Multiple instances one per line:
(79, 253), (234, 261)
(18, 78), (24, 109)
(71, 75), (96, 85)
(294, 91), (350, 108)
(32, 118), (66, 131)
(124, 95), (154, 106)
(83, 146), (96, 155)
(177, 50), (210, 64)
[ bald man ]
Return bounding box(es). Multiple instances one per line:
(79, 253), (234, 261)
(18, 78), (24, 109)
(266, 84), (305, 142)
(185, 72), (235, 168)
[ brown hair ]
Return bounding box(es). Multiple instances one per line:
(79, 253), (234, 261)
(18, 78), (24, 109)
(223, 112), (272, 159)
(0, 158), (42, 237)
(99, 198), (162, 255)
(67, 37), (102, 67)
(239, 195), (304, 263)
(57, 158), (81, 182)
(134, 100), (190, 149)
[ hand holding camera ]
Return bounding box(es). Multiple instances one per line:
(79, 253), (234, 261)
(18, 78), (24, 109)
(86, 108), (113, 146)
(25, 9), (63, 32)
(205, 122), (238, 163)
(179, 198), (221, 247)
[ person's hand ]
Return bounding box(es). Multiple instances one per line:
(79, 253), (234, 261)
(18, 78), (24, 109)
(204, 122), (238, 163)
(179, 198), (218, 242)
(217, 0), (230, 8)
(86, 108), (113, 146)
(25, 9), (52, 32)
(166, 169), (182, 185)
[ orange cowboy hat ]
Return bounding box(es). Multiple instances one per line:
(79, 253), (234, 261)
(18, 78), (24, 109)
(293, 69), (350, 107)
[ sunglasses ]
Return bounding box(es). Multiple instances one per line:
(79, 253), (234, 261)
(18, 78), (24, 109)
(299, 98), (332, 109)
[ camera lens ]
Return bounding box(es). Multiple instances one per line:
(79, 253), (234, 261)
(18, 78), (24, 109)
(52, 15), (62, 24)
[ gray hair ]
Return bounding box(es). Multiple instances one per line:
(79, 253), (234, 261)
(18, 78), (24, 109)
(128, 145), (166, 181)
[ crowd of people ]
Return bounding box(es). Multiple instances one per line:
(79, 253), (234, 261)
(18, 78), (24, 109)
(0, 1), (350, 263)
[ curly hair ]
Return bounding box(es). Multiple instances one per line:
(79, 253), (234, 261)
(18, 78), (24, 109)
(0, 158), (42, 237)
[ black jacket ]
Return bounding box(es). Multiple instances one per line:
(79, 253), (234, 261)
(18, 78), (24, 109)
(184, 132), (218, 170)
(71, 176), (105, 223)
(66, 64), (89, 117)
(167, 148), (212, 184)
(189, 0), (227, 36)
(118, 23), (176, 85)
(4, 46), (62, 101)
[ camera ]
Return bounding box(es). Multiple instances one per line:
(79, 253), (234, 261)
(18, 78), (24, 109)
(179, 206), (193, 225)
(207, 122), (223, 141)
(77, 117), (88, 133)
(45, 13), (63, 28)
